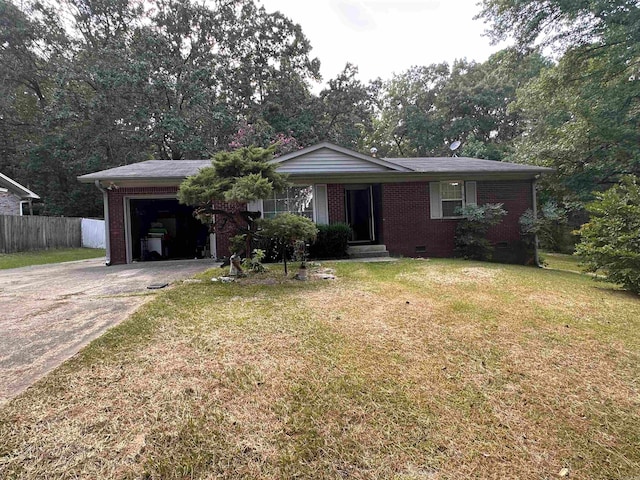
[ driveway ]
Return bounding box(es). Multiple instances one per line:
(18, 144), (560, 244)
(0, 257), (219, 405)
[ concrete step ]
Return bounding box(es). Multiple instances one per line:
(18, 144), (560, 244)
(347, 244), (390, 258)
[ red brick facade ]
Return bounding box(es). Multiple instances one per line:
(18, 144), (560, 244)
(346, 179), (532, 258)
(106, 180), (533, 264)
(327, 184), (346, 224)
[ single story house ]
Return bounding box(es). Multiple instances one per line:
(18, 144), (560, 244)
(0, 172), (40, 216)
(78, 142), (552, 265)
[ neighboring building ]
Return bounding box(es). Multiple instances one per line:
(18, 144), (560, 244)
(0, 172), (40, 216)
(78, 142), (552, 265)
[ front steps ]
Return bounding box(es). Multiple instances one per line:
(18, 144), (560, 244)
(347, 244), (390, 259)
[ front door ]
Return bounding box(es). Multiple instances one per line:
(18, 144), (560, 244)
(345, 185), (374, 242)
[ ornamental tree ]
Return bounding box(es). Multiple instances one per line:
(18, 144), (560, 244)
(257, 213), (318, 275)
(575, 175), (640, 294)
(178, 145), (289, 255)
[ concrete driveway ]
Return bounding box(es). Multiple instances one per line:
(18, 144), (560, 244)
(0, 257), (219, 405)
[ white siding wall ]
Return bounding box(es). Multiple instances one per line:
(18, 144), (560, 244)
(276, 148), (391, 174)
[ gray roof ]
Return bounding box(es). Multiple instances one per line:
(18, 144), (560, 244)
(0, 172), (40, 199)
(78, 160), (212, 182)
(385, 157), (553, 174)
(78, 145), (552, 183)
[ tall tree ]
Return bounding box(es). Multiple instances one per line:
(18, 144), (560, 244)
(479, 0), (640, 200)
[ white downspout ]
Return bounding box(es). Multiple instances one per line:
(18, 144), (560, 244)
(532, 178), (541, 267)
(94, 180), (112, 266)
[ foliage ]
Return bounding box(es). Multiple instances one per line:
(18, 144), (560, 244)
(575, 175), (640, 294)
(480, 0), (640, 200)
(519, 201), (570, 252)
(257, 213), (318, 274)
(178, 146), (289, 248)
(0, 0), (319, 216)
(308, 223), (352, 259)
(242, 249), (267, 273)
(361, 50), (547, 159)
(454, 203), (507, 260)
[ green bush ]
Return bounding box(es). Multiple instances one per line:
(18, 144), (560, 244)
(308, 223), (351, 259)
(454, 203), (507, 261)
(575, 175), (640, 294)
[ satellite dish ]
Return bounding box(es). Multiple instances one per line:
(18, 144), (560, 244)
(449, 140), (461, 151)
(370, 147), (378, 157)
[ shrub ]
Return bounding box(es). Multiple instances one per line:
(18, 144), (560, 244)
(257, 213), (318, 274)
(308, 223), (351, 259)
(575, 175), (640, 294)
(454, 203), (507, 261)
(519, 201), (571, 253)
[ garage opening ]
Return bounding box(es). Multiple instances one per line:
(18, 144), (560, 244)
(129, 198), (210, 261)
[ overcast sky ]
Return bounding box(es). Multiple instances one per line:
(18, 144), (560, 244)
(259, 0), (509, 89)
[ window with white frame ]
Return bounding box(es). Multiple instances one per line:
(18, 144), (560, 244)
(440, 181), (464, 218)
(262, 186), (314, 219)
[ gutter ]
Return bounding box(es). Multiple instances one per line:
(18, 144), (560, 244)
(532, 178), (542, 268)
(94, 180), (112, 266)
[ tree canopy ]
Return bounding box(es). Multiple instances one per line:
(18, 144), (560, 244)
(1, 0), (638, 219)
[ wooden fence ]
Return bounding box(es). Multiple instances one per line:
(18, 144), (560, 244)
(0, 215), (82, 253)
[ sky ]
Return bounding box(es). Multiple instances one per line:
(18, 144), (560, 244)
(259, 0), (509, 89)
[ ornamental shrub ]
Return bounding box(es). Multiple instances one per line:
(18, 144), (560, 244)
(575, 175), (640, 294)
(454, 203), (507, 261)
(308, 223), (351, 259)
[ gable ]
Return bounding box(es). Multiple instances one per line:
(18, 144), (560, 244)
(272, 142), (410, 174)
(275, 147), (400, 174)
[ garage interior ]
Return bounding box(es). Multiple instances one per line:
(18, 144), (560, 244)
(129, 198), (210, 261)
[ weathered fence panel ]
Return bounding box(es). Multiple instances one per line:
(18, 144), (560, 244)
(0, 215), (82, 253)
(81, 218), (105, 249)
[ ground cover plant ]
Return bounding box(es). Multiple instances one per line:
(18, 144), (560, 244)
(0, 259), (638, 479)
(0, 248), (105, 270)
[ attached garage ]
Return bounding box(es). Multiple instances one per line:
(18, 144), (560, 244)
(127, 198), (209, 262)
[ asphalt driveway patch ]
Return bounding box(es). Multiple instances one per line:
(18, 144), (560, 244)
(0, 257), (218, 404)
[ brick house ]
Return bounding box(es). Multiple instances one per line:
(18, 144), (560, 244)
(78, 142), (551, 265)
(0, 172), (40, 216)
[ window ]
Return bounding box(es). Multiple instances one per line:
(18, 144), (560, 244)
(440, 181), (464, 218)
(262, 186), (314, 219)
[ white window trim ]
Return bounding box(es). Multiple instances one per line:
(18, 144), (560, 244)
(429, 180), (477, 220)
(440, 180), (465, 219)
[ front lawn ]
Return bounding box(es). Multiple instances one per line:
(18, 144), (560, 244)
(0, 248), (105, 270)
(1, 259), (638, 479)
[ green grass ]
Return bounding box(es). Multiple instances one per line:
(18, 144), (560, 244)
(0, 248), (105, 270)
(1, 259), (638, 479)
(541, 250), (584, 273)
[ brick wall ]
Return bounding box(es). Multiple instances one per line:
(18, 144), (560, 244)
(379, 179), (534, 258)
(0, 191), (21, 216)
(477, 180), (533, 244)
(106, 186), (244, 264)
(381, 182), (458, 257)
(327, 184), (345, 224)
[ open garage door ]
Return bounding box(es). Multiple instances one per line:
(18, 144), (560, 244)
(128, 198), (210, 262)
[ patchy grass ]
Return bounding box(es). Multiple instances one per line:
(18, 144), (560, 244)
(541, 250), (584, 273)
(0, 259), (638, 479)
(0, 248), (105, 270)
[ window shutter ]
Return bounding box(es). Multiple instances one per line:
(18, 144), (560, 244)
(429, 182), (442, 219)
(313, 184), (329, 224)
(465, 181), (477, 206)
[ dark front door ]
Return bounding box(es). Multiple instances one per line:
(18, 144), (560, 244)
(345, 186), (374, 242)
